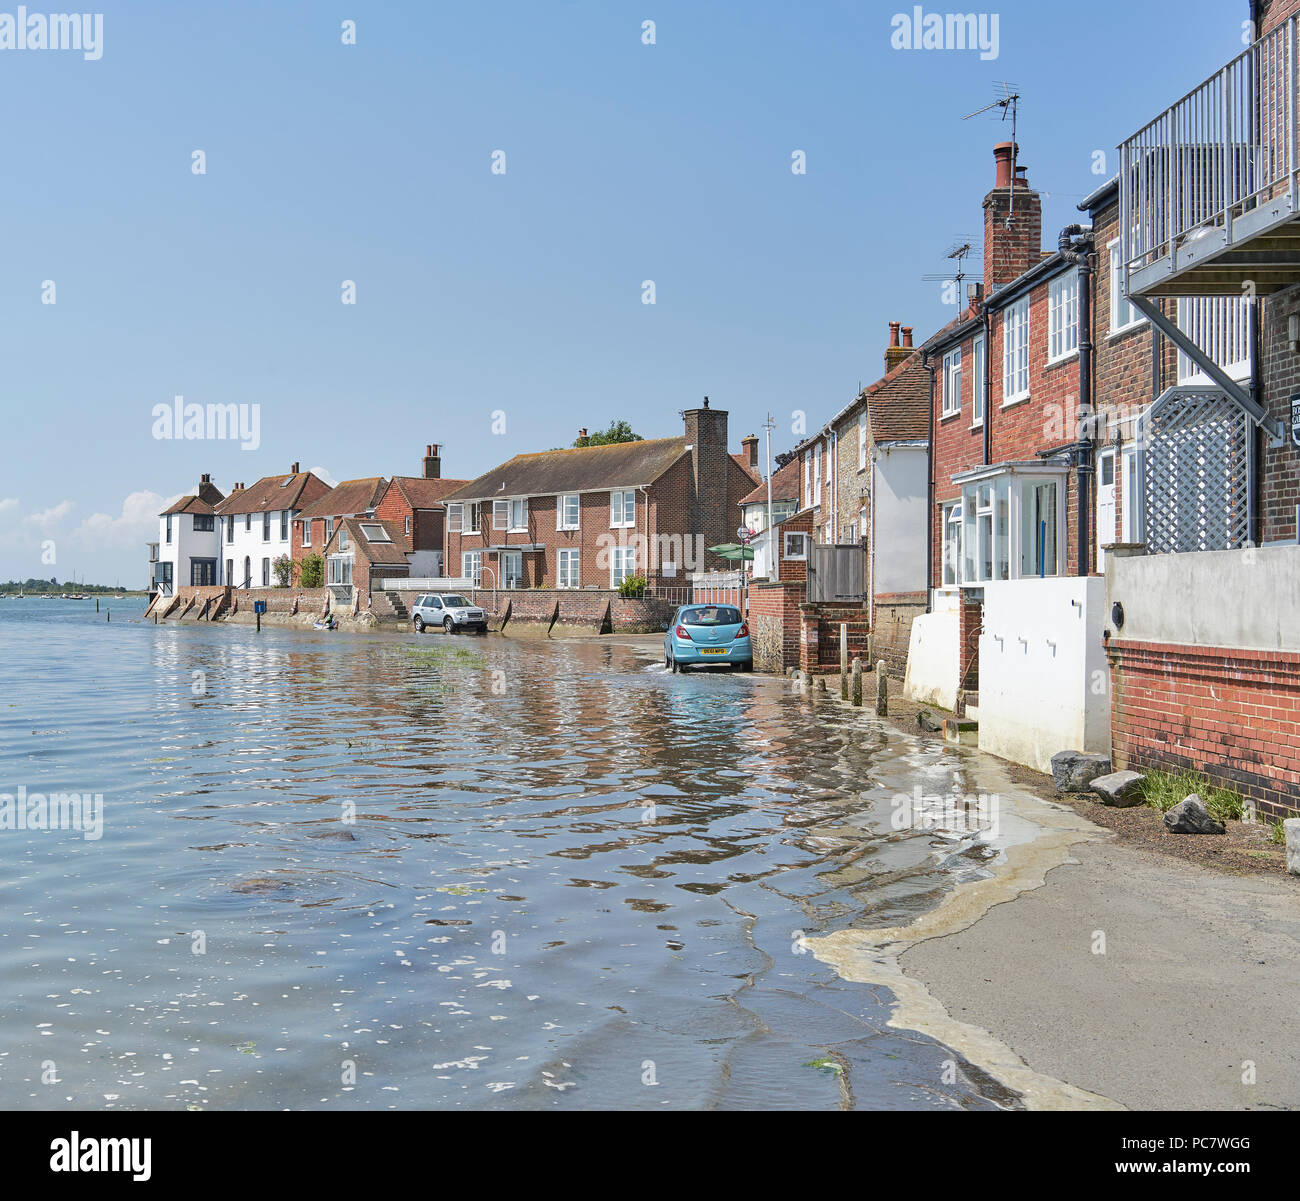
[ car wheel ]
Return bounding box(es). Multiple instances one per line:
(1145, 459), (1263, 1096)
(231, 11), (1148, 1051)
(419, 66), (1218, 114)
(669, 649), (678, 674)
(444, 617), (455, 634)
(740, 660), (753, 672)
(414, 616), (425, 633)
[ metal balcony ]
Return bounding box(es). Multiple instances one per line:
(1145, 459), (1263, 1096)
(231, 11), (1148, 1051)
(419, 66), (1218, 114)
(1120, 17), (1300, 298)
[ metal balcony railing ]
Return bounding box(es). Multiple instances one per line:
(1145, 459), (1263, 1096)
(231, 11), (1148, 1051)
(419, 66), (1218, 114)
(1120, 17), (1298, 287)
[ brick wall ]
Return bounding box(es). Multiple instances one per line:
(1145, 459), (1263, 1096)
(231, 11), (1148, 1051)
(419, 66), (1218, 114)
(228, 586), (329, 614)
(1259, 0), (1299, 34)
(1109, 638), (1300, 821)
(749, 580), (804, 672)
(800, 603), (871, 674)
(1257, 283), (1300, 543)
(958, 596), (981, 689)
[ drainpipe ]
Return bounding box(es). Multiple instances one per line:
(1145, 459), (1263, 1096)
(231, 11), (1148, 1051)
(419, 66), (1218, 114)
(921, 350), (936, 612)
(982, 304), (992, 467)
(1060, 224), (1095, 576)
(1249, 297), (1262, 546)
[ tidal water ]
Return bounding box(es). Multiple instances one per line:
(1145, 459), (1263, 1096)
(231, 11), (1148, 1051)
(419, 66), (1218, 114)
(0, 597), (1019, 1110)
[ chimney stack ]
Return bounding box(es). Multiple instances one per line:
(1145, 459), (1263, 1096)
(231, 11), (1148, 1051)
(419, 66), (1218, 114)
(683, 402), (730, 570)
(885, 320), (911, 371)
(984, 142), (1042, 292)
(291, 462), (300, 474)
(197, 473), (224, 506)
(422, 443), (441, 479)
(740, 434), (759, 469)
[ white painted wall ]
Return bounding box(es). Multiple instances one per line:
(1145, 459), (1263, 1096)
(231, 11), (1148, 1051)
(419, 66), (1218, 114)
(220, 510), (295, 587)
(872, 444), (928, 595)
(156, 512), (220, 590)
(1107, 545), (1300, 651)
(903, 609), (961, 710)
(978, 576), (1110, 774)
(408, 550), (442, 577)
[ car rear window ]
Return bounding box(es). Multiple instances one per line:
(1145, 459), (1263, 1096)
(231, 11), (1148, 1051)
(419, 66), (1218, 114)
(680, 606), (741, 626)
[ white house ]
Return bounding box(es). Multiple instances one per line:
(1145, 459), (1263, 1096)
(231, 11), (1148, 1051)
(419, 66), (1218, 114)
(154, 474), (225, 593)
(215, 464), (331, 588)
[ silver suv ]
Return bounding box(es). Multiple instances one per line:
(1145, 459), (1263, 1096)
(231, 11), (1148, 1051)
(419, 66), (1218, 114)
(412, 593), (487, 635)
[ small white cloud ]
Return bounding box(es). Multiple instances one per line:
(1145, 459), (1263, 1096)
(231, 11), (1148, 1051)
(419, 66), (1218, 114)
(0, 498), (18, 515)
(308, 465), (338, 488)
(25, 500), (74, 529)
(73, 491), (166, 548)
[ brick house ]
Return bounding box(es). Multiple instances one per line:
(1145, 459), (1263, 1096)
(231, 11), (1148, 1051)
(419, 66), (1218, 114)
(293, 477), (388, 567)
(213, 464), (332, 588)
(1101, 0), (1300, 818)
(373, 444), (469, 578)
(319, 516), (412, 603)
(441, 402), (760, 591)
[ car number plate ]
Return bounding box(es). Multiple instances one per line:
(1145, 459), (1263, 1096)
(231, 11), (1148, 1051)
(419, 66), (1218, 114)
(700, 648), (727, 655)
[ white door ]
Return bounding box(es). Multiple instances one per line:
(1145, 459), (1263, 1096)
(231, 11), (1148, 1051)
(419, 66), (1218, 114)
(1120, 446), (1138, 544)
(501, 551), (523, 589)
(1096, 448), (1117, 569)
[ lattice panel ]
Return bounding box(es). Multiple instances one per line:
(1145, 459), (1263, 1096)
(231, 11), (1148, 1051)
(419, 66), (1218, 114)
(1140, 391), (1250, 554)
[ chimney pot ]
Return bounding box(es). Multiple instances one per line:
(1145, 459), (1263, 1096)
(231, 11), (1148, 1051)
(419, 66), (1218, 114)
(901, 326), (914, 348)
(578, 428), (587, 439)
(740, 433), (759, 468)
(993, 141), (1017, 189)
(291, 462), (300, 474)
(888, 321), (901, 347)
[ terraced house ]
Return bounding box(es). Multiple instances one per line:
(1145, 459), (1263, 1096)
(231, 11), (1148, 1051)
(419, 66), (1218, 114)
(442, 402), (760, 591)
(214, 464), (331, 589)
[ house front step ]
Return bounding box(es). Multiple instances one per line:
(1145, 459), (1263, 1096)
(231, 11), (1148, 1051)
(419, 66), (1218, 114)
(942, 717), (978, 746)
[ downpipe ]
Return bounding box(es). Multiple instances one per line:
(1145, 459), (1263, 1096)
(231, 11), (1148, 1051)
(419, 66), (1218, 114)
(1060, 224), (1094, 576)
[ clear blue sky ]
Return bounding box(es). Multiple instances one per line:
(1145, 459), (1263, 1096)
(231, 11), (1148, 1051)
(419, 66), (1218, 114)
(0, 0), (1248, 585)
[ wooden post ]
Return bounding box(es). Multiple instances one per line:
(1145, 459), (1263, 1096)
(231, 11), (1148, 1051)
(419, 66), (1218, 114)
(256, 610), (261, 633)
(876, 659), (888, 716)
(840, 623), (848, 700)
(851, 657), (862, 707)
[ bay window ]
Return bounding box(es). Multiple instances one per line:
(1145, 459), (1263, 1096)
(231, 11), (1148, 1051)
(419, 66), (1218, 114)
(946, 466), (1066, 585)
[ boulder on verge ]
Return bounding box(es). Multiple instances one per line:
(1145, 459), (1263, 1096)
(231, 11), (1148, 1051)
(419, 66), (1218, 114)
(1163, 794), (1225, 835)
(1051, 750), (1112, 794)
(1089, 769), (1146, 808)
(1284, 819), (1300, 876)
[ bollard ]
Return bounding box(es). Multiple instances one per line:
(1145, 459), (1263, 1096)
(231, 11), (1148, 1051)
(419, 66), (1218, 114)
(851, 657), (862, 707)
(876, 660), (888, 716)
(106, 610), (110, 622)
(96, 598), (99, 613)
(256, 611), (261, 633)
(840, 624), (848, 700)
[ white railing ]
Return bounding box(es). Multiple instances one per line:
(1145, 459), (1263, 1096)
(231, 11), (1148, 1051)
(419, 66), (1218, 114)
(1176, 295), (1253, 384)
(378, 577), (475, 591)
(1120, 17), (1297, 275)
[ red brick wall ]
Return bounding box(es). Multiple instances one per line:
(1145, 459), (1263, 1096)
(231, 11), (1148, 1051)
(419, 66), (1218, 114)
(1259, 0), (1299, 35)
(749, 580), (805, 672)
(1257, 283), (1300, 543)
(373, 487), (444, 554)
(1108, 638), (1300, 821)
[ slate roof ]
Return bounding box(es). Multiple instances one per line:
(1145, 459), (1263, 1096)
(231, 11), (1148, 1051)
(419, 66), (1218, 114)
(739, 457), (801, 507)
(443, 438), (689, 502)
(297, 478), (389, 520)
(215, 471), (331, 516)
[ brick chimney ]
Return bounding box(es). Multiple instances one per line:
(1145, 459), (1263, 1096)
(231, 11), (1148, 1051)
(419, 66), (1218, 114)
(291, 461), (300, 474)
(885, 321), (910, 371)
(422, 444), (441, 479)
(984, 142), (1042, 292)
(197, 473), (224, 506)
(683, 399), (730, 570)
(578, 428), (588, 441)
(740, 434), (759, 469)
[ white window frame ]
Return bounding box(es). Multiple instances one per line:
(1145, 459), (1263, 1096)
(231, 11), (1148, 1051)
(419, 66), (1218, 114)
(493, 499), (510, 531)
(1108, 238), (1145, 336)
(447, 503), (463, 533)
(505, 497), (528, 533)
(466, 502), (481, 533)
(500, 549), (524, 588)
(812, 443), (822, 499)
(610, 489), (635, 529)
(1048, 272), (1079, 364)
(803, 454), (812, 508)
(783, 531), (808, 561)
(327, 554), (353, 586)
(857, 410), (867, 471)
(941, 501), (962, 587)
(302, 519), (311, 546)
(971, 334), (986, 428)
(558, 547), (580, 588)
(462, 550), (482, 585)
(610, 544), (636, 587)
(404, 515), (411, 536)
(1121, 444), (1139, 543)
(557, 493), (580, 531)
(1002, 297), (1031, 405)
(953, 469), (1066, 584)
(942, 348), (962, 418)
(338, 526), (348, 551)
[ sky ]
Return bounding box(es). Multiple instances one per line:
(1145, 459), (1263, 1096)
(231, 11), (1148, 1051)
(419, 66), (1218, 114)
(0, 0), (1251, 585)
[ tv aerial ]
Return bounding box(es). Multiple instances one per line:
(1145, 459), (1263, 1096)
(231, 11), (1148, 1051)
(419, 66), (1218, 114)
(963, 82), (1022, 227)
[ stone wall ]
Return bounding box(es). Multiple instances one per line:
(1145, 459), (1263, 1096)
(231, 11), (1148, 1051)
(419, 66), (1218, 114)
(748, 580), (805, 673)
(872, 592), (926, 679)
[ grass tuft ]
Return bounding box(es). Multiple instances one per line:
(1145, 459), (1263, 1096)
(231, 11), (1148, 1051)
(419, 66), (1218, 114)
(1141, 768), (1244, 823)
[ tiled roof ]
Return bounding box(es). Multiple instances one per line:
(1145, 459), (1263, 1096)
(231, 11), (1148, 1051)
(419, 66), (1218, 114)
(161, 494), (216, 516)
(444, 438), (690, 502)
(386, 476), (473, 510)
(730, 453), (762, 485)
(332, 516), (411, 566)
(297, 477), (389, 521)
(739, 457), (801, 507)
(860, 355), (932, 442)
(215, 471), (331, 516)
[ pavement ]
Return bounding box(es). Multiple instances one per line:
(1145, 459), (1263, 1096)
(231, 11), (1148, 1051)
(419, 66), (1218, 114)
(898, 837), (1300, 1110)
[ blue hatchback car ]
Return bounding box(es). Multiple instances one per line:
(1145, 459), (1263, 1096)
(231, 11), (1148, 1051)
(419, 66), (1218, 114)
(664, 603), (752, 672)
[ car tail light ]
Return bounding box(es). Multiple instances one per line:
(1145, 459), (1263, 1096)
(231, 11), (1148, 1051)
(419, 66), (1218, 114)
(675, 625), (692, 640)
(738, 622), (749, 638)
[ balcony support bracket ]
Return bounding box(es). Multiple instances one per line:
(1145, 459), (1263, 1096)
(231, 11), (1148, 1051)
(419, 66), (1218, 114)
(1128, 295), (1285, 446)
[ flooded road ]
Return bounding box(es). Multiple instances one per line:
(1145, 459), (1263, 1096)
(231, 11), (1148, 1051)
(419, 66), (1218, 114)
(1, 600), (1021, 1109)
